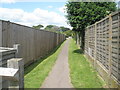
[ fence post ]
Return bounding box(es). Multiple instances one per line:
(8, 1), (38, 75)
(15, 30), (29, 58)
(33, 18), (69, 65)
(118, 11), (120, 85)
(13, 44), (21, 58)
(108, 14), (112, 86)
(7, 58), (24, 88)
(94, 23), (97, 68)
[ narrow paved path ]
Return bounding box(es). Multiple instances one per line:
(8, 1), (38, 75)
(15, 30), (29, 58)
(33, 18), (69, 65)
(41, 38), (73, 88)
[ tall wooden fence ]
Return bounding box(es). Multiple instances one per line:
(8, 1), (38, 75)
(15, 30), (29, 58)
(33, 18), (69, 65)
(85, 11), (120, 88)
(0, 20), (66, 66)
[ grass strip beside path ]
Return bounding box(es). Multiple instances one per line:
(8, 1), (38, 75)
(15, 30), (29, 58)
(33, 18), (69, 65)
(24, 41), (65, 88)
(69, 39), (106, 88)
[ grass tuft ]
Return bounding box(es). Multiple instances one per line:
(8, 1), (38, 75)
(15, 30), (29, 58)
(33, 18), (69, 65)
(24, 41), (65, 88)
(68, 39), (106, 88)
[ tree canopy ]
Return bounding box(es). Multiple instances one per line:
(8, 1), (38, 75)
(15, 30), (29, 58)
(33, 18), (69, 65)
(33, 24), (44, 29)
(45, 25), (59, 32)
(65, 2), (117, 49)
(45, 25), (54, 30)
(60, 26), (70, 32)
(45, 25), (71, 33)
(66, 2), (116, 32)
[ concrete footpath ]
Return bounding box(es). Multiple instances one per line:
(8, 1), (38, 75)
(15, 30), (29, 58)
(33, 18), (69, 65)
(41, 38), (73, 88)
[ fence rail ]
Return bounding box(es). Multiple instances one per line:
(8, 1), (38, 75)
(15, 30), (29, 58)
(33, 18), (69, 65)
(0, 20), (66, 66)
(85, 11), (120, 88)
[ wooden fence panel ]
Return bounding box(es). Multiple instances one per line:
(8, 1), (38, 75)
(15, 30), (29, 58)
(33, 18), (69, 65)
(1, 20), (65, 66)
(111, 12), (120, 81)
(85, 11), (120, 88)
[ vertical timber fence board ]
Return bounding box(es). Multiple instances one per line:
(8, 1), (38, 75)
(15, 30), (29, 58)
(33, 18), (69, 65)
(1, 20), (66, 67)
(108, 14), (112, 86)
(111, 12), (119, 84)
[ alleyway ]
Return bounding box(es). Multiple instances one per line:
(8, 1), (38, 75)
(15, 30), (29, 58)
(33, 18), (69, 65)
(41, 38), (73, 88)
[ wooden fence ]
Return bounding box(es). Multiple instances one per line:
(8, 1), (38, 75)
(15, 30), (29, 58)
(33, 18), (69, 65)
(0, 47), (24, 89)
(85, 11), (120, 88)
(0, 20), (66, 66)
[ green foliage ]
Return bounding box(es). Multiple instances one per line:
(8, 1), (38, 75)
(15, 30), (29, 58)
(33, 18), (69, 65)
(45, 25), (54, 30)
(69, 39), (106, 88)
(44, 25), (71, 34)
(66, 2), (117, 49)
(62, 30), (74, 37)
(66, 2), (116, 31)
(44, 25), (60, 33)
(60, 26), (70, 32)
(33, 24), (44, 29)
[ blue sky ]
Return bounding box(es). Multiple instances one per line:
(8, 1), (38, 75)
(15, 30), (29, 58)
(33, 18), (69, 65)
(0, 0), (119, 28)
(1, 2), (66, 13)
(0, 0), (71, 28)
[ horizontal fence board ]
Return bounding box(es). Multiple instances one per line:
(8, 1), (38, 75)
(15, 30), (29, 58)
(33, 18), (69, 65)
(85, 11), (120, 87)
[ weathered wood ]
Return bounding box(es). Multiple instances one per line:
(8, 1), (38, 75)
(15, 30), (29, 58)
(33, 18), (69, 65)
(0, 47), (16, 67)
(108, 14), (112, 84)
(13, 44), (21, 58)
(85, 11), (120, 88)
(7, 58), (24, 88)
(1, 20), (65, 66)
(0, 67), (18, 81)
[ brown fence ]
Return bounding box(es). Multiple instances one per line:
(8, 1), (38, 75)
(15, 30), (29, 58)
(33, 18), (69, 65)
(0, 20), (66, 66)
(85, 11), (120, 88)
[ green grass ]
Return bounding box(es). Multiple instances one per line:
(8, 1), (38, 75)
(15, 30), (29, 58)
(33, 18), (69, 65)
(69, 39), (106, 88)
(24, 41), (65, 88)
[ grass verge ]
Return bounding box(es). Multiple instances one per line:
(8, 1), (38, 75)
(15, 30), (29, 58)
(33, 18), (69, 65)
(24, 41), (65, 88)
(69, 39), (106, 88)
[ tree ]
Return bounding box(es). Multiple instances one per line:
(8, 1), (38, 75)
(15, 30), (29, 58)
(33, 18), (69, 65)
(44, 25), (54, 30)
(45, 25), (68, 33)
(63, 30), (74, 37)
(33, 24), (44, 29)
(66, 2), (117, 50)
(60, 26), (70, 32)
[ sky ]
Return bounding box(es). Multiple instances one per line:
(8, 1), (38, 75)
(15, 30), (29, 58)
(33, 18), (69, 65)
(0, 0), (120, 29)
(0, 0), (71, 28)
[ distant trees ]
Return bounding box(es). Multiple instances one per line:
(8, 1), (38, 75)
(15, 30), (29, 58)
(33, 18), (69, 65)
(44, 25), (71, 33)
(44, 25), (54, 30)
(32, 24), (44, 29)
(45, 25), (59, 32)
(32, 24), (71, 34)
(66, 2), (117, 50)
(63, 30), (74, 37)
(60, 26), (70, 32)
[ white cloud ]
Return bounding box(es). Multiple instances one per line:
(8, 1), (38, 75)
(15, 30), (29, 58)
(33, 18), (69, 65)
(48, 6), (53, 8)
(0, 0), (16, 3)
(58, 6), (67, 14)
(115, 0), (120, 2)
(0, 0), (68, 3)
(0, 7), (71, 28)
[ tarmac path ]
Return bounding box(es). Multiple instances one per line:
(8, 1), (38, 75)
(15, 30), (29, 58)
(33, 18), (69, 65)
(41, 38), (73, 88)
